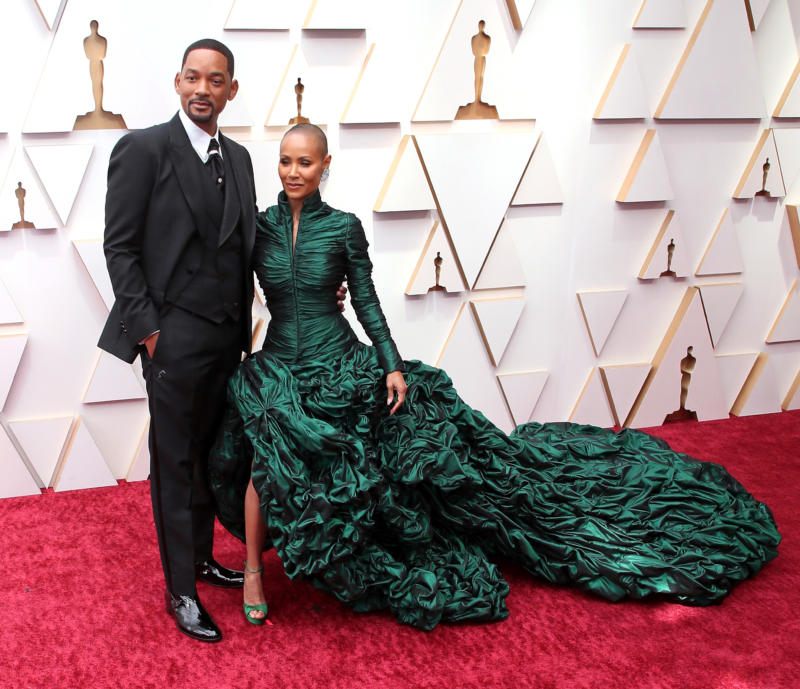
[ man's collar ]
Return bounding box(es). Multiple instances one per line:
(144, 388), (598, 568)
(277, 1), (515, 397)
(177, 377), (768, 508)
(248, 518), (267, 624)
(177, 108), (221, 162)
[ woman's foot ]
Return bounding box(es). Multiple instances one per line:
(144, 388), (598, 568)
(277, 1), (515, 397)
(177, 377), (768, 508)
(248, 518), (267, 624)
(243, 560), (268, 625)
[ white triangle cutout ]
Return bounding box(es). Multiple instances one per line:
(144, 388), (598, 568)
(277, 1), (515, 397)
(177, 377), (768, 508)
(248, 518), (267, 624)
(732, 130), (785, 199)
(766, 279), (800, 343)
(374, 136), (435, 212)
(511, 134), (564, 205)
(470, 298), (525, 366)
(783, 369), (800, 410)
(633, 0), (686, 28)
(746, 0), (771, 30)
(54, 418), (117, 492)
(83, 351), (145, 404)
(0, 334), (28, 409)
(594, 44), (649, 120)
(9, 416), (73, 487)
(33, 0), (67, 31)
(617, 130), (674, 203)
(696, 209), (744, 275)
(416, 131), (536, 287)
(497, 371), (548, 426)
(576, 290), (628, 356)
(25, 144), (94, 224)
(0, 425), (41, 498)
(774, 61), (800, 118)
(698, 283), (744, 347)
(406, 221), (466, 295)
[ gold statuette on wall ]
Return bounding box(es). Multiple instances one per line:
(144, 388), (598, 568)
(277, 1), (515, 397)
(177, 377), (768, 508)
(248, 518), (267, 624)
(664, 346), (698, 422)
(455, 20), (499, 120)
(73, 20), (127, 131)
(12, 183), (35, 229)
(429, 252), (446, 292)
(289, 78), (310, 124)
(754, 157), (772, 197)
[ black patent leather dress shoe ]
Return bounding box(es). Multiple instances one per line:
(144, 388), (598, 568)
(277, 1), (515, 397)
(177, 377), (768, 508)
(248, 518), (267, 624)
(164, 590), (222, 643)
(195, 558), (245, 589)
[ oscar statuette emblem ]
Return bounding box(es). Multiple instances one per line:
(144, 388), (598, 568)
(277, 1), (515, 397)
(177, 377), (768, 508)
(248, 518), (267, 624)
(455, 20), (500, 120)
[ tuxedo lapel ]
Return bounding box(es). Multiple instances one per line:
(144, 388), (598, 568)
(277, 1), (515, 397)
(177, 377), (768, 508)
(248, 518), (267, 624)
(218, 136), (241, 247)
(167, 115), (218, 241)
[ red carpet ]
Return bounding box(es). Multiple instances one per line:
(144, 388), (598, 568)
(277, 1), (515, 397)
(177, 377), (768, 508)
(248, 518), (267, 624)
(1, 412), (798, 689)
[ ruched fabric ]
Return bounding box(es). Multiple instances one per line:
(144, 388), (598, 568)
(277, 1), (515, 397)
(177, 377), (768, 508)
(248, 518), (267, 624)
(208, 192), (780, 630)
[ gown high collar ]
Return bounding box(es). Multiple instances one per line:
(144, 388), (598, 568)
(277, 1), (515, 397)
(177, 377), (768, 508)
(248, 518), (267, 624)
(277, 189), (324, 218)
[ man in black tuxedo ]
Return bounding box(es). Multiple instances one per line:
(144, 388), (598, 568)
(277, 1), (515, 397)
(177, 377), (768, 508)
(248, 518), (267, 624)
(99, 39), (254, 642)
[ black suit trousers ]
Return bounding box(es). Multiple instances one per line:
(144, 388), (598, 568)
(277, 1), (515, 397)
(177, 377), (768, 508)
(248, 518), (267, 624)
(141, 306), (242, 595)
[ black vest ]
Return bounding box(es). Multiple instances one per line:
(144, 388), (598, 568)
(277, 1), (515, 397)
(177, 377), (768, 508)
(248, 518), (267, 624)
(170, 157), (245, 323)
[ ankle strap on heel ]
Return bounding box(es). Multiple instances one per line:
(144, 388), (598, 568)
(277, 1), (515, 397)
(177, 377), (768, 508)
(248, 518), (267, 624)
(244, 560), (264, 574)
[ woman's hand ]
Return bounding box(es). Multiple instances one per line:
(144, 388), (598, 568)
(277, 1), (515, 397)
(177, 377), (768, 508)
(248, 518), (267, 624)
(336, 282), (347, 312)
(386, 370), (407, 415)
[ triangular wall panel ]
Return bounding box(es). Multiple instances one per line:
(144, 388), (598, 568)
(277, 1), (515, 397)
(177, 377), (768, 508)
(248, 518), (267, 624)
(732, 130), (786, 198)
(406, 221), (466, 295)
(695, 209), (744, 275)
(83, 351), (145, 404)
(511, 134), (564, 206)
(414, 0), (517, 122)
(416, 131), (536, 287)
(616, 130), (674, 203)
(25, 144), (94, 225)
(53, 418), (117, 492)
(774, 61), (800, 117)
(627, 288), (728, 427)
(639, 210), (690, 279)
(470, 298), (525, 367)
(594, 44), (649, 120)
(655, 0), (764, 118)
(225, 0), (312, 29)
(633, 0), (686, 28)
(0, 279), (23, 324)
(730, 353), (782, 416)
(787, 206), (800, 269)
(473, 220), (527, 290)
(569, 367), (616, 427)
(505, 0), (537, 30)
(126, 421), (150, 482)
(9, 416), (73, 487)
(766, 279), (800, 343)
(437, 304), (514, 433)
(698, 282), (744, 347)
(73, 239), (115, 310)
(716, 352), (760, 411)
(745, 0), (771, 31)
(0, 148), (60, 232)
(497, 371), (548, 426)
(374, 136), (435, 212)
(0, 425), (41, 498)
(33, 0), (66, 31)
(0, 334), (28, 410)
(783, 368), (800, 410)
(576, 290), (628, 357)
(599, 364), (651, 427)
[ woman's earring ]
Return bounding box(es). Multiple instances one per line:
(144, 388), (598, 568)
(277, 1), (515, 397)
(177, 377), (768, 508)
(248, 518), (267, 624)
(321, 168), (330, 181)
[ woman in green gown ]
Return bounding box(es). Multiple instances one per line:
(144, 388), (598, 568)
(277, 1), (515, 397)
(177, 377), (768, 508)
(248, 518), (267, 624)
(209, 124), (780, 631)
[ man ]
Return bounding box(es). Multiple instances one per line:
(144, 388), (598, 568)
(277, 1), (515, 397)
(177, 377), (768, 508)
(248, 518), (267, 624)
(100, 39), (255, 642)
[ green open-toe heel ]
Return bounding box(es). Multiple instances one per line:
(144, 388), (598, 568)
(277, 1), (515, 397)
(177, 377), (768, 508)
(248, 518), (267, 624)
(243, 561), (269, 626)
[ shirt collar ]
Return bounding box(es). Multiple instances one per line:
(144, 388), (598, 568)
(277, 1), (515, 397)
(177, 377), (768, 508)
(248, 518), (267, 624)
(177, 108), (222, 162)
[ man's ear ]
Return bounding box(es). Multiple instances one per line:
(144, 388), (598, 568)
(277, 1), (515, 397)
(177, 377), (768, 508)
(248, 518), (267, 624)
(228, 79), (239, 101)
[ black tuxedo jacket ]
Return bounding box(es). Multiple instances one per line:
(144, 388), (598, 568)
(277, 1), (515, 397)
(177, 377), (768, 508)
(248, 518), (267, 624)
(99, 113), (256, 363)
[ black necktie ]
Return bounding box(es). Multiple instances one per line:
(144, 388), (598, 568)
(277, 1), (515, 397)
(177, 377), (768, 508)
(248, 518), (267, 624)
(206, 138), (224, 191)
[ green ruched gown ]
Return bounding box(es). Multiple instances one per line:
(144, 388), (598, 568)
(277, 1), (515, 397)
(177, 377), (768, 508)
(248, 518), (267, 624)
(209, 191), (780, 630)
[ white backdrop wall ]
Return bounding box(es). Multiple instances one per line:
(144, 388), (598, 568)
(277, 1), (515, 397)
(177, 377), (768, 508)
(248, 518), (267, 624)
(2, 0), (799, 497)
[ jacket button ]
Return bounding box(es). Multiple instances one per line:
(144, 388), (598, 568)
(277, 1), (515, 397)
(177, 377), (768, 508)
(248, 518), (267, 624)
(120, 321), (127, 333)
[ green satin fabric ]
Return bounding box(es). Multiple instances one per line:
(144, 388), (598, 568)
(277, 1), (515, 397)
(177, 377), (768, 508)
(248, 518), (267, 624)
(209, 192), (780, 630)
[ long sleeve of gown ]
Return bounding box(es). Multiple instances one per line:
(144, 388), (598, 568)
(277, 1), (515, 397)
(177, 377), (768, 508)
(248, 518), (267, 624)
(344, 214), (404, 374)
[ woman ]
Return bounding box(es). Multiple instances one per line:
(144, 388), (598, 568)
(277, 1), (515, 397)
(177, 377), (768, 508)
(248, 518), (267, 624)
(209, 124), (780, 631)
